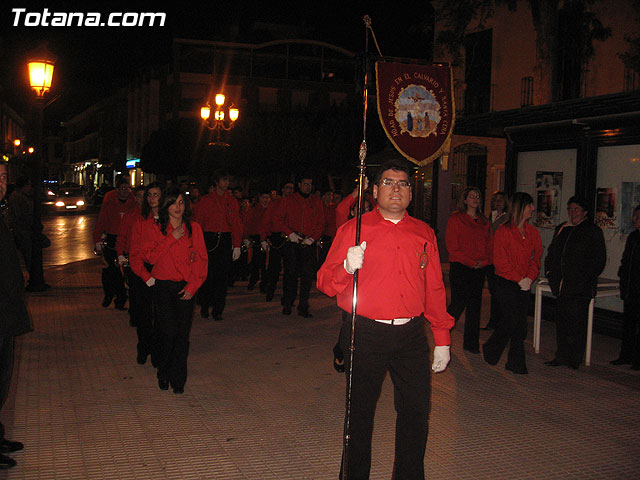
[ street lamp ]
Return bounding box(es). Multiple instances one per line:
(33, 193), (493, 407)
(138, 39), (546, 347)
(200, 93), (239, 147)
(23, 44), (56, 291)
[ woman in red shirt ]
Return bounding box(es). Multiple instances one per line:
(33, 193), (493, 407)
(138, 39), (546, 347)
(134, 188), (208, 393)
(483, 192), (542, 374)
(445, 187), (492, 353)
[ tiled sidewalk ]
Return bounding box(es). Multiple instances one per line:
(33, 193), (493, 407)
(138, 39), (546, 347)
(2, 258), (639, 479)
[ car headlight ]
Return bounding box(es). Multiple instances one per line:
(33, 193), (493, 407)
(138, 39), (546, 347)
(76, 200), (85, 206)
(55, 201), (65, 207)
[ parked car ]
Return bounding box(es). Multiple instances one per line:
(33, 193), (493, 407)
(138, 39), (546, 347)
(54, 186), (87, 213)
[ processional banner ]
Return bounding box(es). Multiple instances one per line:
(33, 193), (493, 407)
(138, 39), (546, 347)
(375, 61), (455, 166)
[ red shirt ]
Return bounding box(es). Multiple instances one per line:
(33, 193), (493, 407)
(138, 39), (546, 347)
(445, 211), (493, 267)
(493, 222), (542, 283)
(317, 208), (454, 346)
(259, 197), (284, 240)
(323, 202), (337, 237)
(273, 192), (325, 241)
(130, 218), (208, 296)
(192, 190), (243, 247)
(93, 189), (139, 243)
(244, 203), (268, 237)
(116, 209), (142, 256)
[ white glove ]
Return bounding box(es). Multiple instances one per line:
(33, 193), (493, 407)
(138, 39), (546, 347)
(118, 255), (126, 266)
(344, 241), (367, 274)
(302, 237), (314, 246)
(146, 277), (156, 287)
(232, 247), (241, 261)
(261, 241), (269, 252)
(95, 242), (103, 253)
(432, 345), (451, 373)
(288, 232), (302, 243)
(518, 277), (533, 291)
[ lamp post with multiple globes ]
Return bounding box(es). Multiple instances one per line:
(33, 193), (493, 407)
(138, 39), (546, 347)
(200, 93), (239, 147)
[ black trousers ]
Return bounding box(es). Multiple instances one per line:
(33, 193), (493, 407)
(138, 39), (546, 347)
(282, 242), (317, 313)
(447, 262), (487, 350)
(264, 233), (286, 298)
(485, 265), (502, 329)
(618, 300), (640, 365)
(482, 275), (529, 370)
(0, 335), (14, 442)
(247, 235), (266, 290)
(101, 234), (127, 305)
(153, 280), (194, 389)
(339, 312), (430, 480)
(124, 266), (155, 359)
(554, 295), (591, 366)
(200, 232), (232, 316)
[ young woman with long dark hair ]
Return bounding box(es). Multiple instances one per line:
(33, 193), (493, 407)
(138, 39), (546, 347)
(483, 192), (542, 374)
(132, 188), (207, 393)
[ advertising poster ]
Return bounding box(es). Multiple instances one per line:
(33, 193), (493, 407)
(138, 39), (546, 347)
(595, 187), (617, 229)
(535, 171), (563, 228)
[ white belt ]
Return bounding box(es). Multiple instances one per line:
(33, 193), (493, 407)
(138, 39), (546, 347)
(374, 317), (412, 326)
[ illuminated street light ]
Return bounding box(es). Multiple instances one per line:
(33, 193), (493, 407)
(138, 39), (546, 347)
(28, 45), (56, 97)
(200, 93), (239, 147)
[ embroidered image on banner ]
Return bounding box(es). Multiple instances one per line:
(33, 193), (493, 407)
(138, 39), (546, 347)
(376, 62), (455, 166)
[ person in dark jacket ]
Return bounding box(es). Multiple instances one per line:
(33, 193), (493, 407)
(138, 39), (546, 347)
(611, 205), (640, 370)
(544, 196), (606, 369)
(0, 163), (33, 469)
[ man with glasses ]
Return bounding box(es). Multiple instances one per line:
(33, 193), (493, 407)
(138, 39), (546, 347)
(0, 163), (32, 469)
(94, 173), (138, 310)
(273, 175), (324, 317)
(317, 159), (454, 479)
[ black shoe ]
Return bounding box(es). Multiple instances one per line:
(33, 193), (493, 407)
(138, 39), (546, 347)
(265, 291), (274, 302)
(544, 359), (564, 367)
(200, 308), (209, 319)
(247, 283), (256, 291)
(102, 296), (113, 308)
(568, 362), (580, 370)
(158, 379), (169, 390)
(173, 386), (184, 394)
(505, 363), (528, 374)
(282, 306), (292, 315)
(464, 346), (480, 354)
(137, 352), (147, 365)
(631, 364), (640, 371)
(26, 283), (51, 292)
(298, 310), (313, 318)
(0, 439), (23, 453)
(610, 357), (631, 366)
(114, 303), (127, 311)
(0, 454), (16, 469)
(214, 314), (223, 322)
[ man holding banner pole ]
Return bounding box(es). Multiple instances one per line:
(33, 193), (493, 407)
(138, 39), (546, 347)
(317, 158), (454, 479)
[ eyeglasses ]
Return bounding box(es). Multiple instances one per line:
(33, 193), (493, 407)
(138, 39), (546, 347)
(380, 178), (411, 189)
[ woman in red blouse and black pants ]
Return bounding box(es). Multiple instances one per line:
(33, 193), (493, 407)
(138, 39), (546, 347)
(131, 188), (208, 393)
(445, 187), (492, 353)
(483, 192), (542, 374)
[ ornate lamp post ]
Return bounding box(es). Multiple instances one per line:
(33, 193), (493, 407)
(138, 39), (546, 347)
(24, 44), (56, 291)
(200, 93), (239, 147)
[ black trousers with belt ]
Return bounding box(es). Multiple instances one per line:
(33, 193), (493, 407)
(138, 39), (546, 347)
(447, 262), (487, 351)
(153, 280), (194, 389)
(124, 265), (155, 361)
(101, 233), (127, 306)
(482, 275), (529, 370)
(554, 294), (591, 367)
(282, 242), (317, 313)
(339, 312), (430, 480)
(201, 232), (232, 316)
(247, 235), (266, 291)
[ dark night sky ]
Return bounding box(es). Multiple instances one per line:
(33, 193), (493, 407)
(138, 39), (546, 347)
(1, 1), (433, 119)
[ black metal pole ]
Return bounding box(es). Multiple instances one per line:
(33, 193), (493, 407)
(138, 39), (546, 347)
(342, 14), (371, 480)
